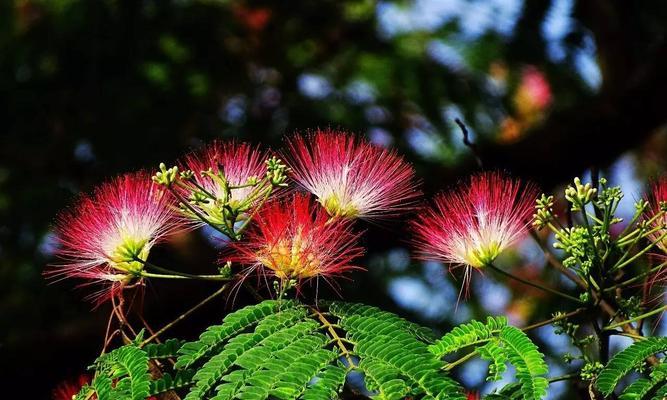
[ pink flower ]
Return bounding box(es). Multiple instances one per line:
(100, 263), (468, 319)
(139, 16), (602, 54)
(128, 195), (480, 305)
(466, 391), (481, 400)
(52, 375), (91, 400)
(645, 177), (667, 253)
(225, 193), (363, 291)
(516, 66), (552, 112)
(284, 129), (420, 220)
(179, 141), (266, 217)
(47, 172), (182, 302)
(411, 172), (538, 289)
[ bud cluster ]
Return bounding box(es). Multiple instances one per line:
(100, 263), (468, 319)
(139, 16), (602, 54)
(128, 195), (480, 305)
(152, 143), (289, 240)
(564, 177), (597, 212)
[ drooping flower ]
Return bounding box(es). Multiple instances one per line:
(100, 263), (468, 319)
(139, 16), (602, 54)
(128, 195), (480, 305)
(225, 193), (363, 291)
(180, 141), (267, 213)
(411, 172), (538, 287)
(284, 129), (421, 220)
(47, 172), (181, 302)
(644, 177), (667, 253)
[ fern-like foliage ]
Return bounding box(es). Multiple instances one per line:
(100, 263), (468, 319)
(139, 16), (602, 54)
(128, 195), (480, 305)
(428, 317), (548, 400)
(596, 337), (667, 398)
(80, 300), (548, 399)
(429, 316), (508, 357)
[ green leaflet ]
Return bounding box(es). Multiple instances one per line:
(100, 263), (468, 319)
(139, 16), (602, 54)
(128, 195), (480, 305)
(114, 345), (152, 400)
(326, 301), (438, 343)
(149, 370), (196, 396)
(359, 358), (412, 400)
(428, 316), (508, 357)
(331, 302), (466, 400)
(184, 307), (311, 399)
(300, 364), (347, 400)
(144, 338), (185, 360)
(427, 316), (548, 400)
(93, 375), (113, 400)
(596, 337), (667, 396)
(478, 340), (507, 382)
(499, 327), (548, 400)
(176, 300), (296, 369)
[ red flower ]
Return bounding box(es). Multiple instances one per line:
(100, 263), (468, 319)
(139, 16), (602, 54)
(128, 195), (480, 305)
(645, 177), (667, 253)
(52, 375), (90, 400)
(179, 141), (267, 223)
(411, 172), (538, 293)
(225, 193), (363, 291)
(284, 129), (420, 220)
(47, 172), (182, 303)
(466, 390), (481, 400)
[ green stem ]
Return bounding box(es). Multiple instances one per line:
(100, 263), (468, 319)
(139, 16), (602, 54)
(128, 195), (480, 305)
(529, 230), (588, 289)
(604, 305), (667, 330)
(617, 210), (665, 246)
(141, 271), (190, 280)
(311, 307), (357, 369)
(612, 230), (667, 271)
(486, 263), (583, 303)
(136, 258), (230, 281)
(235, 186), (273, 236)
(548, 373), (579, 383)
(444, 350), (478, 372)
(168, 186), (228, 236)
(617, 225), (663, 247)
(522, 308), (587, 332)
(604, 261), (667, 292)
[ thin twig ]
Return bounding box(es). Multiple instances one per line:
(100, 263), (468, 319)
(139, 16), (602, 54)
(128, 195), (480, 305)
(140, 284), (228, 347)
(454, 118), (482, 168)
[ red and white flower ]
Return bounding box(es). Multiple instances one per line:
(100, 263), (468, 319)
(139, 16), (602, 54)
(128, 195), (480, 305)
(179, 141), (266, 213)
(411, 171), (538, 274)
(47, 172), (181, 302)
(645, 177), (667, 253)
(225, 193), (363, 290)
(284, 129), (420, 220)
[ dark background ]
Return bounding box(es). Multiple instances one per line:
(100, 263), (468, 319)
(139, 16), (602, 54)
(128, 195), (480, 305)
(1, 1), (666, 398)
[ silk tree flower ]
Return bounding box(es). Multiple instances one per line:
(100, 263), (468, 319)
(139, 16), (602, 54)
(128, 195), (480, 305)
(644, 177), (667, 253)
(411, 172), (538, 289)
(226, 193), (364, 292)
(52, 375), (91, 400)
(47, 172), (182, 302)
(179, 141), (266, 213)
(284, 129), (421, 220)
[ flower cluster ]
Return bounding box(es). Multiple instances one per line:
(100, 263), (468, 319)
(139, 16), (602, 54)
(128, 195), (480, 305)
(55, 130), (637, 304)
(47, 130), (422, 302)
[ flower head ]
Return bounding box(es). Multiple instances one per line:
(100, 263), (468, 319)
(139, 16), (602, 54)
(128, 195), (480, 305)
(179, 141), (267, 213)
(226, 193), (363, 291)
(644, 177), (667, 253)
(466, 391), (481, 400)
(47, 172), (181, 302)
(52, 375), (91, 400)
(412, 172), (538, 269)
(284, 129), (420, 220)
